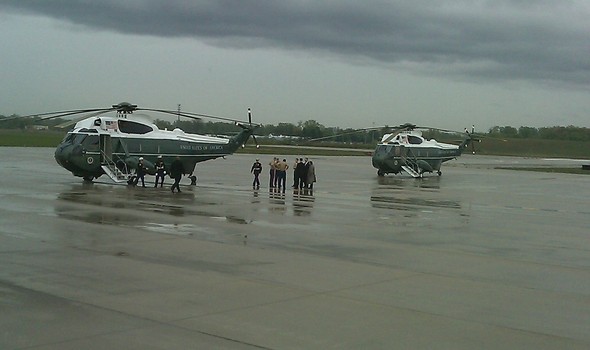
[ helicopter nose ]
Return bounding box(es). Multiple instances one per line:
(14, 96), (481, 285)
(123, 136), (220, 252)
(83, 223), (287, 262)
(54, 144), (72, 166)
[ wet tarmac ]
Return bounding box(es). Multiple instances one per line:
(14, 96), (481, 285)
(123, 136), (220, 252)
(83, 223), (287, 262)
(1, 147), (590, 349)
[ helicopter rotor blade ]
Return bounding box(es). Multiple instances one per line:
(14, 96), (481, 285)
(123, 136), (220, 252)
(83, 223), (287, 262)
(31, 108), (115, 119)
(138, 107), (261, 126)
(417, 126), (466, 135)
(42, 108), (118, 121)
(304, 129), (366, 142)
(251, 134), (260, 148)
(137, 108), (204, 121)
(303, 124), (392, 143)
(9, 103), (266, 129)
(0, 108), (115, 122)
(247, 108), (260, 147)
(53, 110), (114, 129)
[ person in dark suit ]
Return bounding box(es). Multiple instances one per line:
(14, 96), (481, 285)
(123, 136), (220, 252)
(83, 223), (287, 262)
(306, 160), (316, 190)
(294, 158), (305, 189)
(301, 157), (310, 189)
(170, 156), (185, 193)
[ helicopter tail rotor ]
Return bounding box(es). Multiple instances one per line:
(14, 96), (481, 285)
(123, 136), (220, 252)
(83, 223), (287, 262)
(463, 127), (481, 154)
(246, 108), (260, 148)
(233, 108), (261, 148)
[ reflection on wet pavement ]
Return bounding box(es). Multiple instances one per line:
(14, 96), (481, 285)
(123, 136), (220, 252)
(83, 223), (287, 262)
(371, 175), (459, 211)
(55, 184), (255, 233)
(370, 195), (460, 210)
(54, 182), (320, 238)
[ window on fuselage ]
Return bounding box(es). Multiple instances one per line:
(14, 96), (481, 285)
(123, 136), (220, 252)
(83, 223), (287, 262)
(73, 134), (87, 145)
(81, 135), (99, 151)
(118, 120), (153, 134)
(376, 145), (388, 155)
(61, 133), (75, 144)
(408, 136), (422, 144)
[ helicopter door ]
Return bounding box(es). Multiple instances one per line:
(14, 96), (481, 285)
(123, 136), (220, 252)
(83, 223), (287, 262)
(100, 134), (112, 164)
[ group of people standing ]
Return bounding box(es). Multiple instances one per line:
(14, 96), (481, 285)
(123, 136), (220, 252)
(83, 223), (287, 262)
(250, 157), (316, 191)
(293, 157), (316, 190)
(131, 155), (315, 194)
(131, 155), (185, 193)
(269, 157), (290, 190)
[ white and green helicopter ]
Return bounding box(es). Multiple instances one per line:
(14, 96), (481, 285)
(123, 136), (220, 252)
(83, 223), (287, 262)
(24, 102), (260, 183)
(306, 122), (479, 178)
(371, 123), (479, 177)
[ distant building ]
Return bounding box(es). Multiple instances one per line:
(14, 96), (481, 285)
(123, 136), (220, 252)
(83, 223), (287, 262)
(265, 134), (301, 140)
(29, 125), (49, 130)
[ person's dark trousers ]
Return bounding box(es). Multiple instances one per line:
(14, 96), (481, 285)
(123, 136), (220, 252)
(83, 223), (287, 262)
(269, 170), (275, 188)
(278, 171), (286, 190)
(171, 176), (181, 192)
(300, 178), (306, 190)
(155, 173), (165, 187)
(253, 174), (260, 188)
(134, 174), (145, 187)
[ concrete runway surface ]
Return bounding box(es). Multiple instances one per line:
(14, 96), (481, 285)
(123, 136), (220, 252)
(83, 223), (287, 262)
(1, 147), (590, 349)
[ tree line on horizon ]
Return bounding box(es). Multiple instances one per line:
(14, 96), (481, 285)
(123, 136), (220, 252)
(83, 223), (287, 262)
(1, 113), (590, 143)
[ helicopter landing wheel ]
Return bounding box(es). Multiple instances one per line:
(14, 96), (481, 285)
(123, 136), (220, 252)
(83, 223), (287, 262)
(437, 170), (442, 176)
(377, 170), (385, 177)
(83, 176), (94, 182)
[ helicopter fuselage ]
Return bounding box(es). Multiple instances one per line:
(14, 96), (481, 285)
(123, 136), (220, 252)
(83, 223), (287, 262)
(54, 115), (254, 181)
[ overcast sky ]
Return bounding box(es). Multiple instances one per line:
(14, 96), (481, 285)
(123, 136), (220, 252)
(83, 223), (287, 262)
(1, 1), (589, 131)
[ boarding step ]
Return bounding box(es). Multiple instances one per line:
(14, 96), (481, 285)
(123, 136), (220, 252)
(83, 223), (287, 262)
(401, 165), (422, 178)
(101, 165), (129, 183)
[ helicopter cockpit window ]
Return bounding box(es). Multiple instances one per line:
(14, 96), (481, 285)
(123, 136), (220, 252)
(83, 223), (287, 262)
(408, 135), (422, 144)
(73, 134), (87, 145)
(81, 134), (99, 151)
(118, 120), (153, 134)
(61, 133), (75, 144)
(376, 145), (388, 154)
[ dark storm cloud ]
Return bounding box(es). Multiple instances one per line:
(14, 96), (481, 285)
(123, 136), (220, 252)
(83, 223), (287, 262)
(2, 0), (589, 86)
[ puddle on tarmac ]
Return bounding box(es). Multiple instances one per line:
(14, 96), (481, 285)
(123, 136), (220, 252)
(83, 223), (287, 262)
(137, 223), (199, 235)
(55, 193), (255, 229)
(370, 195), (461, 210)
(224, 215), (252, 224)
(377, 176), (442, 190)
(55, 184), (319, 231)
(55, 210), (143, 225)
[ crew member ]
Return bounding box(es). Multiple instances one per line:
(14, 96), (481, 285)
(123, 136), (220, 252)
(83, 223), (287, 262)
(154, 155), (166, 188)
(170, 156), (185, 193)
(134, 157), (147, 187)
(251, 158), (262, 189)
